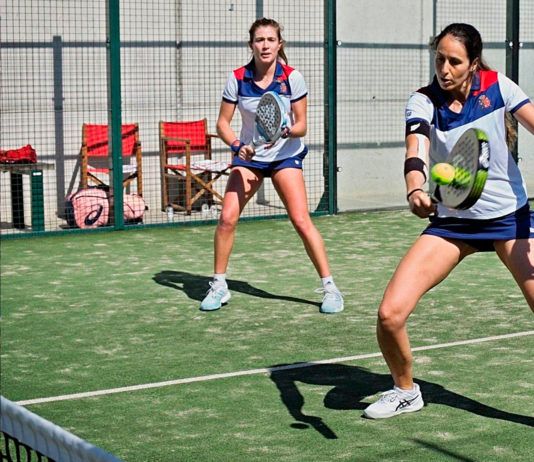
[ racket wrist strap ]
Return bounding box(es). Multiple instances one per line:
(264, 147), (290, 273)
(406, 188), (425, 201)
(230, 139), (245, 153)
(281, 127), (291, 139)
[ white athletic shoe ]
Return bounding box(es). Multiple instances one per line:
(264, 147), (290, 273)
(363, 383), (424, 419)
(199, 282), (231, 311)
(317, 283), (344, 314)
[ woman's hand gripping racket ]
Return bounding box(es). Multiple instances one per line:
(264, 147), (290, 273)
(430, 128), (490, 210)
(250, 91), (289, 149)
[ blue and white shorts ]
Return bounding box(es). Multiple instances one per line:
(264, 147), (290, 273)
(423, 203), (534, 252)
(231, 147), (308, 178)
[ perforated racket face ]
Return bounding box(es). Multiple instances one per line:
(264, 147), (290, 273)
(440, 128), (490, 209)
(254, 92), (284, 144)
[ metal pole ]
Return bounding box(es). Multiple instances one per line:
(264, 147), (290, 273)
(106, 0), (124, 229)
(255, 0), (269, 206)
(52, 36), (66, 218)
(506, 0), (520, 163)
(431, 0), (437, 78)
(255, 0), (263, 17)
(324, 0), (337, 214)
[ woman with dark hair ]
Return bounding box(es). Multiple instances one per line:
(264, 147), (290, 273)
(199, 18), (343, 314)
(364, 23), (534, 419)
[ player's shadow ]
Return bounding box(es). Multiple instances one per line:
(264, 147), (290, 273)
(269, 363), (534, 440)
(153, 270), (319, 308)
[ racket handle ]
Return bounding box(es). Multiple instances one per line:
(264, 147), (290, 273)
(430, 185), (441, 204)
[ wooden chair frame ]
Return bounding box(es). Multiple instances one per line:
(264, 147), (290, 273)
(159, 119), (229, 214)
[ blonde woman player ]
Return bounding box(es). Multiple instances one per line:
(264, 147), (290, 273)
(199, 18), (344, 314)
(364, 23), (534, 419)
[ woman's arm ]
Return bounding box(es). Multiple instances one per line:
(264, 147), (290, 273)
(405, 133), (435, 218)
(216, 100), (239, 146)
(288, 96), (307, 138)
(514, 101), (534, 135)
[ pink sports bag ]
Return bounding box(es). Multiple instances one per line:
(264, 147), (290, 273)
(65, 188), (110, 229)
(123, 193), (146, 223)
(65, 189), (146, 228)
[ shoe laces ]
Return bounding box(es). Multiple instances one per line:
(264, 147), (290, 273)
(377, 386), (418, 404)
(207, 281), (227, 296)
(377, 389), (401, 404)
(315, 285), (343, 299)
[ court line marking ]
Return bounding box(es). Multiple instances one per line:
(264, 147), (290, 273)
(15, 330), (534, 406)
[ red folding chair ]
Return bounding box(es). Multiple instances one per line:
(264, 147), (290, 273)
(80, 123), (143, 195)
(159, 119), (230, 214)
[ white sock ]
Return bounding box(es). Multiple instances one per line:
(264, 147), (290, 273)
(213, 273), (227, 286)
(321, 276), (335, 288)
(395, 384), (418, 396)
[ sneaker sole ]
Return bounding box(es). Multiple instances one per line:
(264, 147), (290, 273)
(320, 304), (344, 314)
(199, 292), (231, 311)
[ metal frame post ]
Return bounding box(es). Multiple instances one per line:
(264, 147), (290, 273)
(324, 0), (337, 214)
(106, 0), (124, 229)
(506, 0), (520, 162)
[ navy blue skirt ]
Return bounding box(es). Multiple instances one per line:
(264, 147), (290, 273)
(231, 147), (308, 178)
(422, 203), (534, 251)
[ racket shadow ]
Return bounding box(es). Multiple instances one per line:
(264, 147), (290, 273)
(269, 363), (534, 440)
(152, 270), (320, 307)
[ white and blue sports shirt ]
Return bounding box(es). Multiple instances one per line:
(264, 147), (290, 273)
(222, 61), (308, 163)
(406, 70), (531, 219)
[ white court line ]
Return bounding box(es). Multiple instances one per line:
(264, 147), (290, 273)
(16, 330), (534, 406)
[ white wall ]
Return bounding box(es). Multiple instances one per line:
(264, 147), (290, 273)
(1, 1), (532, 231)
(336, 0), (534, 212)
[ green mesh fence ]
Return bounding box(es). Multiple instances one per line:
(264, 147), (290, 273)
(0, 0), (328, 236)
(0, 0), (532, 237)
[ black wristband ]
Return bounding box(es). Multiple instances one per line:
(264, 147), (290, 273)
(406, 188), (425, 201)
(404, 157), (427, 181)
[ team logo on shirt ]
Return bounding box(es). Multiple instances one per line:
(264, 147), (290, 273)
(279, 82), (288, 94)
(478, 95), (491, 109)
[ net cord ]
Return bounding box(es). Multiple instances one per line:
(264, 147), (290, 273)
(0, 396), (123, 462)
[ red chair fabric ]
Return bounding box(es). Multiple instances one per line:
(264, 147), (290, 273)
(159, 119), (229, 214)
(80, 123), (143, 195)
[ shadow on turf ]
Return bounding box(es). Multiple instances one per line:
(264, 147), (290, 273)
(410, 439), (477, 462)
(153, 270), (320, 308)
(269, 363), (534, 439)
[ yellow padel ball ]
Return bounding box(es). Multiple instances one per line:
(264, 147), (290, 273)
(431, 163), (456, 186)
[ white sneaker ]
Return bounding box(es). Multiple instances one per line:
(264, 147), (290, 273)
(363, 383), (424, 419)
(199, 282), (231, 311)
(316, 283), (344, 314)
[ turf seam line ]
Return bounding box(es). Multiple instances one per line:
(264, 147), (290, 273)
(15, 330), (534, 406)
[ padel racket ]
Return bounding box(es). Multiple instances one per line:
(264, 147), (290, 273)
(250, 91), (288, 147)
(433, 128), (490, 209)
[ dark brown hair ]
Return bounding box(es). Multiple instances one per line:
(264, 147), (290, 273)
(431, 23), (517, 149)
(248, 18), (288, 65)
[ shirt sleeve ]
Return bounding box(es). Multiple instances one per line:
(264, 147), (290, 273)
(288, 70), (308, 102)
(498, 72), (530, 113)
(221, 72), (238, 104)
(405, 91), (434, 124)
